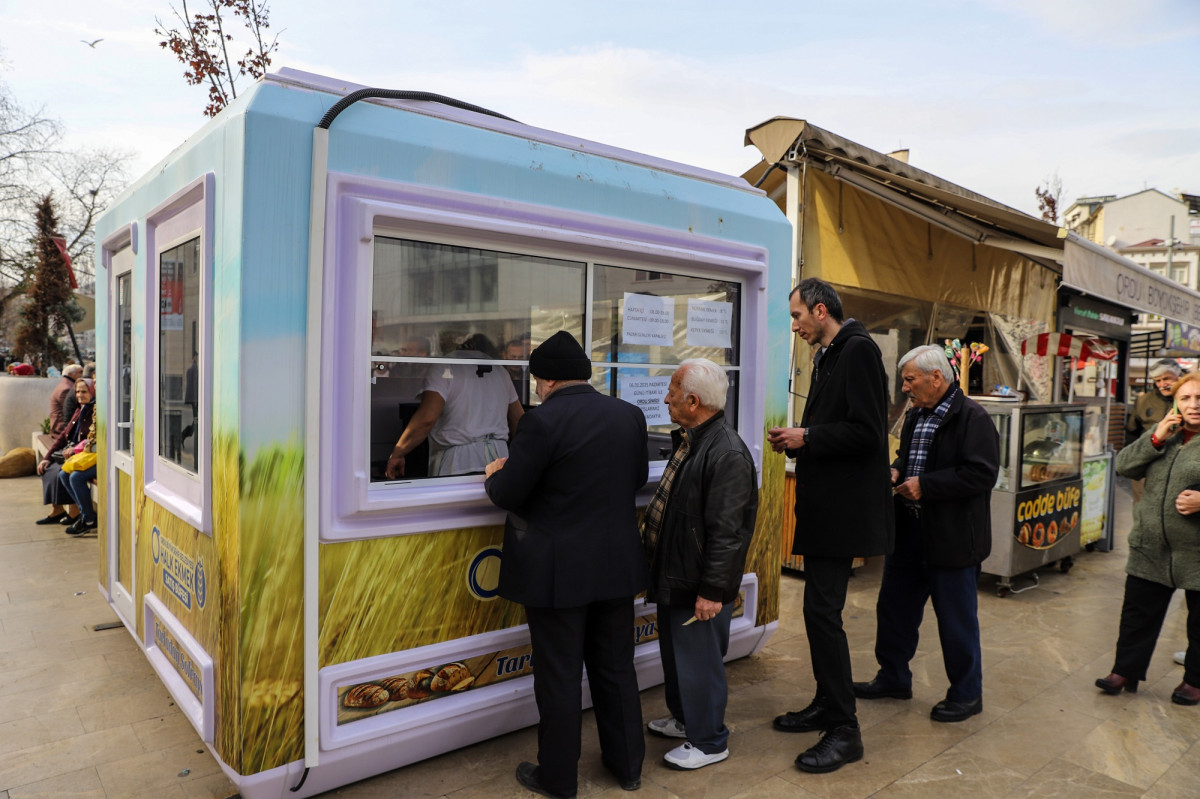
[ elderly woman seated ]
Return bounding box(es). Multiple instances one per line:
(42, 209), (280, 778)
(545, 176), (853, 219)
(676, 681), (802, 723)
(35, 378), (94, 529)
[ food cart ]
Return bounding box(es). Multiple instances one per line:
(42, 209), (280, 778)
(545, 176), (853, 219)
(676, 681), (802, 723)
(980, 333), (1119, 594)
(92, 69), (792, 798)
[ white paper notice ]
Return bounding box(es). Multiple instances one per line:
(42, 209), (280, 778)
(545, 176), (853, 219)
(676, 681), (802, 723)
(686, 299), (733, 348)
(619, 376), (672, 426)
(622, 293), (675, 347)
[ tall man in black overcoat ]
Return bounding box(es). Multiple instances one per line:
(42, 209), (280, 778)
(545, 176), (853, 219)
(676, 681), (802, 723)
(768, 278), (893, 773)
(854, 344), (999, 722)
(484, 331), (649, 799)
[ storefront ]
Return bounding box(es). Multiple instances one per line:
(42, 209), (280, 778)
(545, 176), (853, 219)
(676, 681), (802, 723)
(743, 118), (1066, 571)
(93, 69), (793, 798)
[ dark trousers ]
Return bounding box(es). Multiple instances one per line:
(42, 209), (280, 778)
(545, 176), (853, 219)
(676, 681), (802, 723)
(524, 598), (644, 796)
(874, 514), (983, 702)
(802, 555), (857, 727)
(1113, 574), (1200, 687)
(658, 601), (734, 754)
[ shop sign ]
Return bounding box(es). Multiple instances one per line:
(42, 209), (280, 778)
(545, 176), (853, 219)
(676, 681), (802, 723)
(336, 595), (745, 726)
(1065, 294), (1132, 340)
(1013, 480), (1082, 550)
(151, 526), (207, 611)
(153, 616), (204, 701)
(1064, 239), (1200, 324)
(1080, 460), (1108, 546)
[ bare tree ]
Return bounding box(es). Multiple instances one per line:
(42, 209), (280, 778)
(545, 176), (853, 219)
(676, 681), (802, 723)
(156, 0), (280, 118)
(0, 69), (130, 338)
(1035, 173), (1064, 224)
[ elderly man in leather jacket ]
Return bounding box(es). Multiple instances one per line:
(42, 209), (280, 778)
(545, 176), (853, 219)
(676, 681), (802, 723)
(642, 357), (758, 771)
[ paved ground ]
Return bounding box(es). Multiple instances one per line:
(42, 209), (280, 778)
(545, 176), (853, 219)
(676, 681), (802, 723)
(1, 472), (1197, 798)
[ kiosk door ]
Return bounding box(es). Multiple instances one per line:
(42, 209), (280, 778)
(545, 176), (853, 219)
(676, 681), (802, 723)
(108, 259), (137, 623)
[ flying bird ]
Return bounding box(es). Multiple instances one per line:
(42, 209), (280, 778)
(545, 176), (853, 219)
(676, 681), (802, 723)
(81, 39), (103, 48)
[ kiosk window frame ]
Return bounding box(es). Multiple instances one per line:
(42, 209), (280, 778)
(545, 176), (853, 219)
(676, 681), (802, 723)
(321, 173), (769, 542)
(143, 174), (214, 535)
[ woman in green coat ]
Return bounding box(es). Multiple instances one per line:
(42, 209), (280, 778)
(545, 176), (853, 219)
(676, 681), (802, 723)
(1099, 372), (1200, 704)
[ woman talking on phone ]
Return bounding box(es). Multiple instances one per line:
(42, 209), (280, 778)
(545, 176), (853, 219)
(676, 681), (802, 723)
(1099, 371), (1200, 705)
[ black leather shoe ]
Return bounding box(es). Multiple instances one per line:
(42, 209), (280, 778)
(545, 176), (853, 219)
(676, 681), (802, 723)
(35, 513), (68, 525)
(930, 696), (982, 722)
(853, 677), (912, 700)
(1172, 681), (1200, 706)
(795, 725), (863, 773)
(601, 756), (641, 791)
(773, 699), (833, 733)
(515, 762), (576, 798)
(1095, 673), (1138, 695)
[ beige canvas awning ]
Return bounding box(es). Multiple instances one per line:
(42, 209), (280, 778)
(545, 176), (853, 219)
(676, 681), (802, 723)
(744, 117), (1068, 263)
(1063, 235), (1200, 323)
(743, 117), (1064, 325)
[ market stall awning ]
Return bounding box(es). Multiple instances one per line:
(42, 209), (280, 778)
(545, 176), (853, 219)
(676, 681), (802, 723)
(1063, 235), (1200, 324)
(1021, 332), (1118, 361)
(744, 117), (1068, 263)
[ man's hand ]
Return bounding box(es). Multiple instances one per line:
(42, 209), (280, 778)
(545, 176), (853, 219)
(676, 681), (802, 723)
(384, 452), (405, 480)
(890, 467), (900, 485)
(894, 476), (922, 501)
(693, 597), (723, 622)
(1177, 489), (1200, 516)
(768, 426), (805, 453)
(484, 457), (507, 478)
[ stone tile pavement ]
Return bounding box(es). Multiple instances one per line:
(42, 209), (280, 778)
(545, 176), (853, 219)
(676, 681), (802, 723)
(1, 472), (1196, 798)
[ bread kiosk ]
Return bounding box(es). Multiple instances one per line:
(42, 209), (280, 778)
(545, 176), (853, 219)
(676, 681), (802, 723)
(92, 69), (793, 798)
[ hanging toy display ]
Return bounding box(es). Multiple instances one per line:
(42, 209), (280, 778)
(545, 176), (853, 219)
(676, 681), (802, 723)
(943, 339), (989, 395)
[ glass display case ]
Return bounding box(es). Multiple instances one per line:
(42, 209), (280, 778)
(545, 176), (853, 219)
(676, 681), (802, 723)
(975, 401), (1087, 594)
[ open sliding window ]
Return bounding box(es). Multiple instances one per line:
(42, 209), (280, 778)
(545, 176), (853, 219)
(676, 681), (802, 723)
(321, 174), (769, 541)
(143, 174), (214, 534)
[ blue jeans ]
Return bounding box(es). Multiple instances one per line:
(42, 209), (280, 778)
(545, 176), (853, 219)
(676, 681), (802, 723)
(58, 465), (97, 522)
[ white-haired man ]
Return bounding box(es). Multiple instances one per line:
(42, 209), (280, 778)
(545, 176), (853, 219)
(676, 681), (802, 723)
(49, 364), (84, 435)
(853, 344), (999, 722)
(643, 358), (758, 770)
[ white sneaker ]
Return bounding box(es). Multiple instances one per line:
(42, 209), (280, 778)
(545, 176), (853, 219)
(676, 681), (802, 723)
(1176, 651), (1187, 666)
(647, 716), (687, 739)
(663, 742), (729, 770)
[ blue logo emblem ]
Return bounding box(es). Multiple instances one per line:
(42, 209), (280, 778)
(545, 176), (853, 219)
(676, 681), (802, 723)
(151, 526), (161, 564)
(467, 546), (503, 601)
(194, 559), (207, 609)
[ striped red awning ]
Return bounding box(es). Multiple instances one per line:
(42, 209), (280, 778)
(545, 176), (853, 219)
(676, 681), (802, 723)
(1020, 333), (1119, 361)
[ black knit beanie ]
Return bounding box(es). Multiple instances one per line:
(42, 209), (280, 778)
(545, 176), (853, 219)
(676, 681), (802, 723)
(529, 331), (591, 380)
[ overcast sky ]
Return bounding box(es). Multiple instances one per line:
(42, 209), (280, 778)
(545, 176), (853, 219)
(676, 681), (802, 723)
(2, 0), (1198, 217)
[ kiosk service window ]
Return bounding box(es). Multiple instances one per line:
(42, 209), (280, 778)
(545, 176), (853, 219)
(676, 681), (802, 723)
(368, 238), (743, 482)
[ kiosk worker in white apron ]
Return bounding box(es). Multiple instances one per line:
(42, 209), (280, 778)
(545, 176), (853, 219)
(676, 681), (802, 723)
(385, 334), (523, 478)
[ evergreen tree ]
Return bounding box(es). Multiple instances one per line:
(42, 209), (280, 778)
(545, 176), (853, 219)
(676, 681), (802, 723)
(13, 195), (83, 370)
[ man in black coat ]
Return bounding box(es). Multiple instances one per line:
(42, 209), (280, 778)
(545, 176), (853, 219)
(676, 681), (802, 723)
(642, 358), (758, 771)
(484, 331), (649, 799)
(854, 344), (999, 722)
(768, 278), (893, 773)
